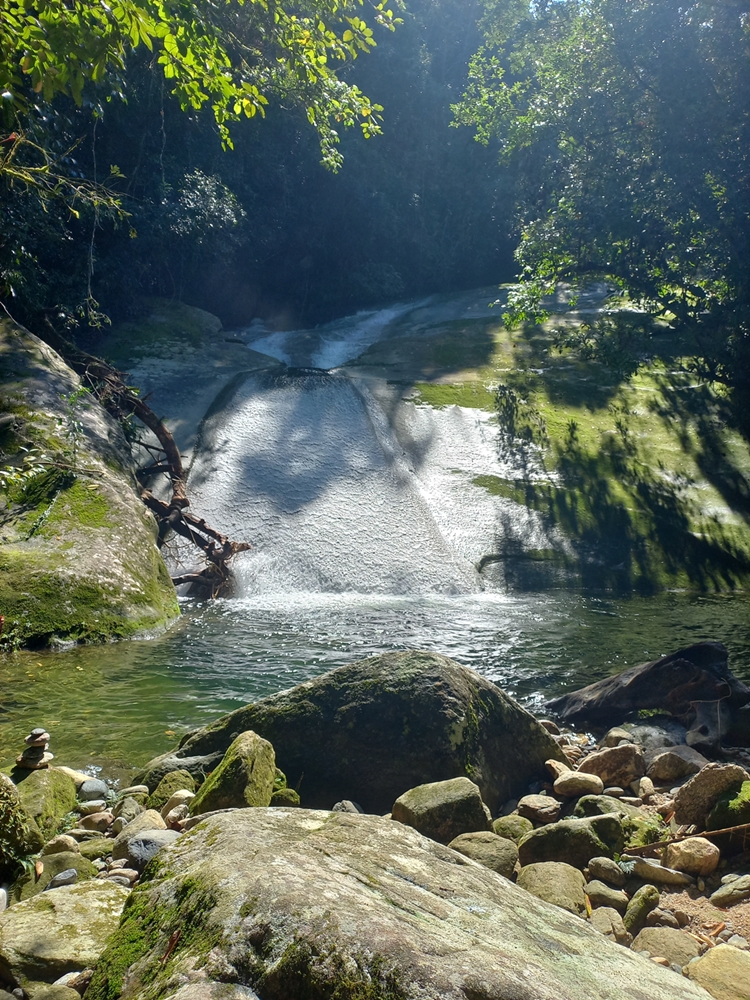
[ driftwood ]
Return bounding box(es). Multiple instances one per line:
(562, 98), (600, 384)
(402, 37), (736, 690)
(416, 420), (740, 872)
(547, 642), (750, 747)
(44, 331), (250, 597)
(622, 821), (750, 858)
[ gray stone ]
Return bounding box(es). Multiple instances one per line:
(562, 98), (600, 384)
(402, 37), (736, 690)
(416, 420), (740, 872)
(111, 809), (167, 861)
(553, 772), (604, 798)
(589, 906), (632, 946)
(78, 779), (108, 803)
(86, 808), (712, 1000)
(331, 800), (364, 814)
(627, 723), (686, 752)
(123, 830), (181, 872)
(687, 942), (750, 999)
(392, 777), (490, 844)
(138, 650), (565, 814)
(45, 869), (78, 890)
(112, 797), (144, 823)
(517, 793), (562, 824)
(585, 880), (628, 913)
(447, 832), (518, 878)
(577, 745), (646, 788)
(646, 746), (709, 783)
(709, 874), (750, 907)
(518, 814), (624, 870)
(673, 763), (749, 827)
(602, 728), (633, 748)
(588, 856), (626, 887)
(517, 862), (587, 915)
(631, 927), (699, 967)
(0, 881), (128, 988)
(628, 858), (693, 887)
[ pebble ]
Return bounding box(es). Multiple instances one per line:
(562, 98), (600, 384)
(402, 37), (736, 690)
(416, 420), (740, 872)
(78, 800), (107, 816)
(78, 811), (114, 832)
(116, 785), (149, 798)
(107, 875), (133, 887)
(41, 835), (80, 856)
(108, 868), (138, 882)
(587, 856), (626, 888)
(517, 793), (562, 824)
(25, 729), (51, 746)
(603, 787), (625, 798)
(79, 777), (109, 801)
(45, 868), (78, 890)
(553, 771), (604, 798)
(726, 935), (749, 950)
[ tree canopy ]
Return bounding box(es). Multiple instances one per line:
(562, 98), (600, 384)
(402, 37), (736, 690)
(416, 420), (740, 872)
(1, 0), (399, 165)
(455, 0), (750, 418)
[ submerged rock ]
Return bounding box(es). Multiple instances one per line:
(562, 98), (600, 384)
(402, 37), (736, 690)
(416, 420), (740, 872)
(85, 808), (712, 1000)
(140, 650), (565, 814)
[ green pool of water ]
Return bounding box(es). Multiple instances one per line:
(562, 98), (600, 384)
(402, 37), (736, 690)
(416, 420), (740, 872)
(2, 589), (748, 783)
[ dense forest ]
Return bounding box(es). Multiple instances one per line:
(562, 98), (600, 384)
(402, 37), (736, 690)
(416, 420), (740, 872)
(1, 0), (749, 423)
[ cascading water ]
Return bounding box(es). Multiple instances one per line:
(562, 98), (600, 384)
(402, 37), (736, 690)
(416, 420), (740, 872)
(182, 293), (563, 597)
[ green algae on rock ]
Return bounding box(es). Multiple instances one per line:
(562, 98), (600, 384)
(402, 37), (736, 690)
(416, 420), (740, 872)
(14, 768), (77, 840)
(147, 771), (196, 813)
(189, 731), (276, 815)
(0, 773), (43, 880)
(85, 807), (713, 1000)
(139, 650), (566, 815)
(0, 318), (179, 648)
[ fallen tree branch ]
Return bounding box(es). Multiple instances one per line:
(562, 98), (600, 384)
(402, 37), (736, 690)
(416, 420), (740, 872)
(622, 821), (750, 857)
(38, 327), (251, 597)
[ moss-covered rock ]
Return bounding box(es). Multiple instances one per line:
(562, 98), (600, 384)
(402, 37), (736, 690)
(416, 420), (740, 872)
(141, 650), (565, 815)
(518, 815), (624, 870)
(10, 851), (97, 901)
(190, 731), (275, 815)
(623, 884), (660, 935)
(0, 773), (43, 880)
(85, 808), (709, 1000)
(14, 768), (77, 840)
(447, 831), (518, 877)
(392, 777), (490, 844)
(0, 319), (179, 648)
(270, 788), (301, 807)
(0, 880), (129, 989)
(78, 837), (113, 861)
(491, 814), (533, 843)
(146, 771), (196, 812)
(706, 780), (750, 830)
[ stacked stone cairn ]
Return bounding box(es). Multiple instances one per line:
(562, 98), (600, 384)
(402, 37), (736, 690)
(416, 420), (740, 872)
(14, 728), (53, 770)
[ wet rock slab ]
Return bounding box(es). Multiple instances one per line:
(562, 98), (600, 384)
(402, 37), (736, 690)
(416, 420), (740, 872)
(86, 808), (714, 1000)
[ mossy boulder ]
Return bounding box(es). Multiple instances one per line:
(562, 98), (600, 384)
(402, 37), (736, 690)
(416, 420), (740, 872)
(0, 881), (129, 989)
(706, 780), (750, 830)
(14, 768), (77, 840)
(84, 808), (710, 1000)
(78, 837), (113, 862)
(141, 650), (565, 814)
(516, 862), (587, 915)
(147, 770), (196, 812)
(10, 851), (97, 902)
(623, 884), (661, 935)
(270, 788), (301, 807)
(392, 777), (490, 844)
(492, 814), (533, 843)
(447, 831), (518, 878)
(189, 731), (276, 815)
(0, 318), (179, 648)
(518, 815), (624, 870)
(0, 773), (43, 879)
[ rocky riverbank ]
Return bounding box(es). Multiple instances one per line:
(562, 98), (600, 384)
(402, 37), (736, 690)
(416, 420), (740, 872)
(2, 649), (750, 1000)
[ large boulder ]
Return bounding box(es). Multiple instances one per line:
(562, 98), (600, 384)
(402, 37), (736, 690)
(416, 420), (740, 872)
(85, 809), (713, 1000)
(190, 732), (276, 815)
(687, 943), (750, 1000)
(673, 763), (749, 827)
(0, 881), (129, 989)
(10, 851), (97, 901)
(14, 768), (77, 840)
(547, 642), (750, 747)
(138, 651), (565, 814)
(0, 318), (179, 648)
(0, 773), (43, 880)
(392, 777), (490, 844)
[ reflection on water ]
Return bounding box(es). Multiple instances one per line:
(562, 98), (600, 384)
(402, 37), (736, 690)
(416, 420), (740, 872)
(2, 590), (749, 780)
